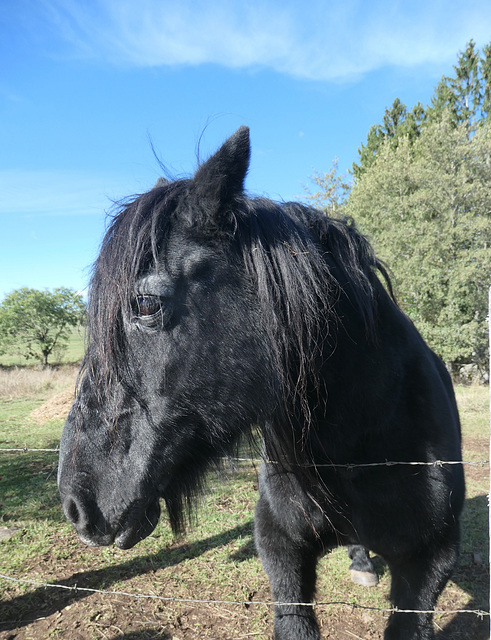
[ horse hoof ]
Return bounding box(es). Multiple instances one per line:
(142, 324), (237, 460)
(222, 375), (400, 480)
(350, 569), (379, 587)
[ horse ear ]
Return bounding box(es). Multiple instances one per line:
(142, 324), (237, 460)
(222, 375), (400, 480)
(153, 177), (169, 189)
(192, 126), (250, 214)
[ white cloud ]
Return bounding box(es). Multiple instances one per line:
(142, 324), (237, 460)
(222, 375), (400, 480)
(37, 0), (491, 81)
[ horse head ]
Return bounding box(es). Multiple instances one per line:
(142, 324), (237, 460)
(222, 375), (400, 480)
(58, 127), (277, 548)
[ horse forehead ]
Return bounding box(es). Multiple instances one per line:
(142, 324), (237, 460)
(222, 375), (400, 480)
(162, 236), (225, 276)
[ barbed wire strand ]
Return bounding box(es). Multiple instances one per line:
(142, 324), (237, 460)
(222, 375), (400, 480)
(0, 447), (488, 469)
(0, 573), (488, 618)
(231, 458), (489, 469)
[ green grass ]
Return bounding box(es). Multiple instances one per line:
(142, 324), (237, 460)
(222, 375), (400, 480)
(60, 326), (85, 364)
(0, 381), (488, 639)
(0, 397), (46, 428)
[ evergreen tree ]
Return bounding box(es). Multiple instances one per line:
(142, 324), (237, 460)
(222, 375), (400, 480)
(428, 75), (458, 125)
(427, 40), (483, 132)
(397, 102), (426, 142)
(481, 43), (491, 120)
(352, 99), (425, 178)
(352, 123), (384, 179)
(453, 39), (481, 128)
(382, 97), (407, 137)
(354, 40), (491, 175)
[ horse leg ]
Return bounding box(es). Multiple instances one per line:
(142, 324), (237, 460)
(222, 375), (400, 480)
(384, 526), (460, 640)
(348, 545), (378, 587)
(255, 492), (321, 640)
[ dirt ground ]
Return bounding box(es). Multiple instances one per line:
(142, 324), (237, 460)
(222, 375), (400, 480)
(1, 566), (489, 640)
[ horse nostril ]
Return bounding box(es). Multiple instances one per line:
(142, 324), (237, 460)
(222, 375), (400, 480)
(65, 497), (81, 525)
(61, 492), (116, 547)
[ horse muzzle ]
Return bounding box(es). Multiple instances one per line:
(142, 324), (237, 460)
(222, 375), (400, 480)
(60, 488), (161, 549)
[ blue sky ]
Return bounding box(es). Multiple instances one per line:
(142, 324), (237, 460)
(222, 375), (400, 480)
(1, 0), (490, 300)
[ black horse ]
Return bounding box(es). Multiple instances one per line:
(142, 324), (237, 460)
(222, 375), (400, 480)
(58, 127), (464, 640)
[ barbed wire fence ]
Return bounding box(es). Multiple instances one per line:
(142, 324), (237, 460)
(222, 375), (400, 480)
(0, 572), (489, 618)
(0, 447), (489, 625)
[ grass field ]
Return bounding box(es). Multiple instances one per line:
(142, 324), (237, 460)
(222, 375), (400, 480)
(0, 368), (489, 639)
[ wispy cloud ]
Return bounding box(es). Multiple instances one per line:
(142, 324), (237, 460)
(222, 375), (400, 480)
(0, 170), (129, 217)
(33, 0), (491, 81)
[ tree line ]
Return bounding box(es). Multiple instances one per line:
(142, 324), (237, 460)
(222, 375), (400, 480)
(308, 40), (491, 377)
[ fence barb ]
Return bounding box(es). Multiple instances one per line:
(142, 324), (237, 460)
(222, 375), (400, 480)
(0, 448), (488, 469)
(0, 573), (489, 618)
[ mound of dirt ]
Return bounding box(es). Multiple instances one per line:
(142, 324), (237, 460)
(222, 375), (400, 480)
(29, 387), (75, 424)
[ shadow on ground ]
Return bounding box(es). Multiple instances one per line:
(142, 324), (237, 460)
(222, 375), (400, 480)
(0, 520), (255, 633)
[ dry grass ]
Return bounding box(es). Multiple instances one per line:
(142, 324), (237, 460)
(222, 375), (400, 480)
(455, 383), (490, 439)
(0, 365), (79, 401)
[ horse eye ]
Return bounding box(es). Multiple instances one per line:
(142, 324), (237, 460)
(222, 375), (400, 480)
(134, 295), (161, 317)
